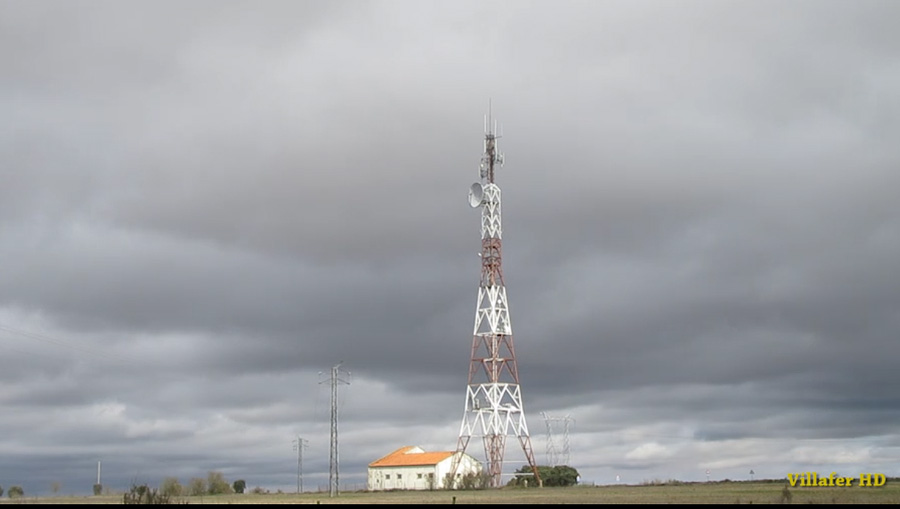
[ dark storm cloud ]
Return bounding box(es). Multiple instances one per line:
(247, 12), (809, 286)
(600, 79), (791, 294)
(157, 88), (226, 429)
(1, 0), (899, 494)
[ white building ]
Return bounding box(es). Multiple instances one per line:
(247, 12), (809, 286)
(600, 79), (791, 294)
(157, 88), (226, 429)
(367, 446), (482, 491)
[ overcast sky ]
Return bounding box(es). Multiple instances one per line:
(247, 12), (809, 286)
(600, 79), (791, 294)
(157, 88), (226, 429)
(2, 0), (900, 496)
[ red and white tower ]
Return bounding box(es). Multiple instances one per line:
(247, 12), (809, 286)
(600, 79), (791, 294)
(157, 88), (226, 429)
(453, 111), (541, 488)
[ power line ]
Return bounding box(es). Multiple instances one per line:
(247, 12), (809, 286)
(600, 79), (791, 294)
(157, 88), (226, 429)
(0, 324), (135, 367)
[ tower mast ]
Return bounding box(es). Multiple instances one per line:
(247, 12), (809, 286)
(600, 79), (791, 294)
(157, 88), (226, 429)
(454, 109), (541, 488)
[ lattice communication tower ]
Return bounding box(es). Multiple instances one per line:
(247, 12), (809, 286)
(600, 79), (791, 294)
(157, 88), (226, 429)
(453, 109), (541, 488)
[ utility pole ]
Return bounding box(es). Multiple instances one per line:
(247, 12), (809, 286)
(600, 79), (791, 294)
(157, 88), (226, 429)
(319, 363), (350, 497)
(292, 437), (308, 493)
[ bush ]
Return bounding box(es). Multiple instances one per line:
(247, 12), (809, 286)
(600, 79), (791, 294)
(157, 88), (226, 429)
(781, 485), (793, 504)
(462, 472), (490, 490)
(443, 471), (490, 490)
(123, 483), (182, 505)
(510, 465), (580, 487)
(187, 478), (206, 496)
(232, 479), (246, 494)
(249, 486), (266, 494)
(160, 477), (183, 497)
(207, 471), (233, 495)
(0, 485), (4, 497)
(93, 484), (103, 496)
(8, 485), (24, 498)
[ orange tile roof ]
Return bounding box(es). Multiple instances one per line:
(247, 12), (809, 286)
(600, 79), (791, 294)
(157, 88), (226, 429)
(369, 446), (455, 467)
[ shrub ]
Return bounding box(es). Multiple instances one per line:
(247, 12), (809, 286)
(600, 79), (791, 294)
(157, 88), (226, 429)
(160, 477), (183, 497)
(207, 471), (233, 495)
(8, 485), (24, 498)
(232, 479), (246, 494)
(444, 471), (490, 490)
(510, 465), (581, 487)
(123, 483), (181, 505)
(462, 472), (490, 490)
(188, 478), (206, 496)
(249, 486), (266, 494)
(93, 484), (103, 496)
(780, 485), (793, 504)
(0, 485), (4, 497)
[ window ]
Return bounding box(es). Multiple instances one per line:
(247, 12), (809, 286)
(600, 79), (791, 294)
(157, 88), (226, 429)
(385, 474), (391, 480)
(428, 473), (434, 479)
(417, 473), (423, 479)
(397, 474), (402, 480)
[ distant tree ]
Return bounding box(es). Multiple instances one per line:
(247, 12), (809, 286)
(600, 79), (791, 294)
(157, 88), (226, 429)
(8, 485), (24, 498)
(93, 484), (103, 496)
(461, 472), (490, 490)
(548, 466), (580, 487)
(159, 477), (183, 497)
(443, 471), (489, 490)
(188, 477), (206, 496)
(232, 479), (246, 494)
(0, 485), (4, 497)
(51, 481), (61, 494)
(207, 471), (233, 495)
(124, 483), (174, 505)
(249, 486), (266, 494)
(510, 465), (580, 487)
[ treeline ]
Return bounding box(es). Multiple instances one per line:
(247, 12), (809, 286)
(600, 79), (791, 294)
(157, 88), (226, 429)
(156, 471), (248, 496)
(0, 485), (25, 498)
(509, 465), (581, 487)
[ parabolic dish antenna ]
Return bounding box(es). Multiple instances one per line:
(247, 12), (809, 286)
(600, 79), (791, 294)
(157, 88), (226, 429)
(468, 182), (484, 208)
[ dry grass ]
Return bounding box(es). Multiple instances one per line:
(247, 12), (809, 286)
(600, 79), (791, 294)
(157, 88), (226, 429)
(3, 481), (899, 504)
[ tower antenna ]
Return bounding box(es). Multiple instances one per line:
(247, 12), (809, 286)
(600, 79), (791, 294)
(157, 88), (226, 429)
(453, 106), (541, 488)
(489, 98), (496, 137)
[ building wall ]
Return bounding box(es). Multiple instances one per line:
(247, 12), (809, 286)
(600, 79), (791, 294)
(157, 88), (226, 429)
(367, 465), (438, 491)
(367, 453), (482, 491)
(434, 453), (482, 489)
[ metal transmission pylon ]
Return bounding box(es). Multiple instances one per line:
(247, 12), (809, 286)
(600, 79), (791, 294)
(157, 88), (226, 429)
(292, 436), (308, 493)
(319, 363), (350, 497)
(541, 412), (559, 467)
(453, 108), (541, 488)
(541, 412), (574, 466)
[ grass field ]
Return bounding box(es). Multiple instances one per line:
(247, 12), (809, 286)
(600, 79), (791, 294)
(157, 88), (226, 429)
(2, 480), (899, 504)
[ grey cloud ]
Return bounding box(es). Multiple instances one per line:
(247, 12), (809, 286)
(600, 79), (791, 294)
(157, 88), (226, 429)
(2, 0), (900, 495)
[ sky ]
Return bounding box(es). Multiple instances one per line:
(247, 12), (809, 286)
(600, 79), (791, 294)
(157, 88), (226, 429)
(2, 0), (900, 496)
